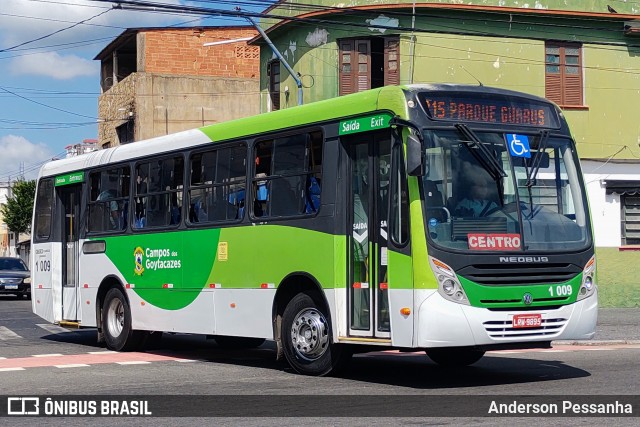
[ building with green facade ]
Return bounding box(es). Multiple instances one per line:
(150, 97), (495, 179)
(253, 0), (640, 305)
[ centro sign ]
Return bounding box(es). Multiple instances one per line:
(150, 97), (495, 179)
(467, 233), (521, 251)
(339, 114), (392, 135)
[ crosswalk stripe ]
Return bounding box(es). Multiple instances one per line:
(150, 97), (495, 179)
(116, 361), (151, 365)
(0, 367), (25, 372)
(54, 364), (90, 368)
(0, 326), (22, 340)
(32, 354), (64, 358)
(36, 324), (75, 334)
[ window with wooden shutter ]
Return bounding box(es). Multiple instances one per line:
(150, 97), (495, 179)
(268, 60), (280, 110)
(339, 37), (400, 95)
(384, 37), (400, 86)
(545, 42), (583, 107)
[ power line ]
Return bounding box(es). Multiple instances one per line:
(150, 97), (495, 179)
(0, 8), (113, 53)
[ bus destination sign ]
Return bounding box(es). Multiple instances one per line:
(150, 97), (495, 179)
(418, 92), (560, 128)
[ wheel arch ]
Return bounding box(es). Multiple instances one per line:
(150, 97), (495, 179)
(95, 275), (128, 341)
(272, 272), (331, 359)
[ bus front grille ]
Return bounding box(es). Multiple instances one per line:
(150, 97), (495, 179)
(458, 263), (581, 285)
(483, 318), (568, 339)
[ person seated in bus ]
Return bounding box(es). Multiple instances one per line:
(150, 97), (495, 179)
(305, 176), (321, 214)
(454, 177), (498, 218)
(97, 190), (120, 230)
(134, 172), (147, 228)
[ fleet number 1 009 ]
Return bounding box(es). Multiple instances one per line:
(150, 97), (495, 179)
(548, 285), (572, 297)
(35, 260), (51, 272)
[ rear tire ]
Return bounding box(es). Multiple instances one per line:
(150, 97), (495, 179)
(281, 292), (349, 376)
(102, 287), (145, 351)
(214, 336), (265, 349)
(425, 348), (485, 367)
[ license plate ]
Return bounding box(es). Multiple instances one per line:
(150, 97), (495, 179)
(4, 285), (18, 290)
(512, 314), (542, 328)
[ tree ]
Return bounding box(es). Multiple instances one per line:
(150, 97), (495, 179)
(1, 179), (36, 235)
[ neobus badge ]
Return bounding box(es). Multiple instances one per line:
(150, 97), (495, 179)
(467, 233), (521, 251)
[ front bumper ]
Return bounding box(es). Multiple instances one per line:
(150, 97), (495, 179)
(0, 283), (30, 294)
(417, 288), (598, 348)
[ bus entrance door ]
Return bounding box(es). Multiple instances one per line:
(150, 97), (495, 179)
(346, 132), (391, 339)
(58, 185), (81, 322)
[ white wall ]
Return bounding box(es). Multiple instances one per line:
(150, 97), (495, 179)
(582, 160), (640, 247)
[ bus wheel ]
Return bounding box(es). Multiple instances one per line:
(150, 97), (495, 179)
(425, 348), (485, 367)
(102, 287), (144, 351)
(214, 336), (265, 349)
(282, 293), (346, 376)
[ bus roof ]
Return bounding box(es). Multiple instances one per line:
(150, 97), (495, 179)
(38, 85), (408, 179)
(38, 83), (557, 179)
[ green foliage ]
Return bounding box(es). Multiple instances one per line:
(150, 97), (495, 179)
(1, 179), (36, 234)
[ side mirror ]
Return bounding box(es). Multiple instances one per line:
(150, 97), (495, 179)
(406, 134), (426, 176)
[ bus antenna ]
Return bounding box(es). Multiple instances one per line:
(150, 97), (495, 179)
(460, 66), (483, 86)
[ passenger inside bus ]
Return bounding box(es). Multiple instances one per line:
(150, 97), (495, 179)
(135, 172), (147, 228)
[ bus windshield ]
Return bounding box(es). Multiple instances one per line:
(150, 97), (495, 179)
(421, 128), (590, 252)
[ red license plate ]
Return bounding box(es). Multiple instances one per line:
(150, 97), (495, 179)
(512, 314), (542, 328)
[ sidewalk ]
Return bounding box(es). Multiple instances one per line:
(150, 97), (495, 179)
(553, 308), (640, 345)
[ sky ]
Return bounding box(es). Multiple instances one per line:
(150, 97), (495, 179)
(0, 0), (273, 181)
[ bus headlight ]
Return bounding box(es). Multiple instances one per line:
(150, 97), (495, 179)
(429, 256), (469, 305)
(577, 256), (596, 301)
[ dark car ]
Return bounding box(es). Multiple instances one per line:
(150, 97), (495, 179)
(0, 257), (31, 299)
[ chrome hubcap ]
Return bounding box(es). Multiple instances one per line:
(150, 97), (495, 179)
(290, 308), (329, 361)
(106, 298), (124, 338)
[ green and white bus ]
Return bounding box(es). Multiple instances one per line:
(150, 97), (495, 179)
(31, 84), (597, 375)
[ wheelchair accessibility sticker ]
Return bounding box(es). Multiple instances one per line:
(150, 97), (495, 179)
(506, 134), (531, 158)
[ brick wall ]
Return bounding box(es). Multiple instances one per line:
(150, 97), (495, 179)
(144, 27), (259, 78)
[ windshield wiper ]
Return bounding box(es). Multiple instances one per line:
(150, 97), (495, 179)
(454, 123), (507, 182)
(525, 130), (550, 188)
(522, 130), (550, 216)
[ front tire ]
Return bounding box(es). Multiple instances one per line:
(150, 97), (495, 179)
(425, 348), (485, 367)
(102, 287), (145, 351)
(282, 293), (348, 376)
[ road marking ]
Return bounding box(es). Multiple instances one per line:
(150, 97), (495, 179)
(55, 364), (90, 369)
(0, 326), (22, 340)
(116, 361), (151, 365)
(175, 359), (199, 363)
(88, 351), (117, 355)
(32, 354), (64, 358)
(37, 324), (76, 334)
(0, 367), (25, 372)
(0, 351), (193, 371)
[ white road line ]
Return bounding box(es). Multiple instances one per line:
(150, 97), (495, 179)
(32, 354), (64, 358)
(115, 361), (151, 365)
(54, 364), (90, 368)
(175, 359), (198, 363)
(88, 351), (117, 355)
(0, 357), (6, 360)
(0, 326), (22, 340)
(0, 367), (25, 372)
(582, 348), (614, 351)
(37, 324), (74, 334)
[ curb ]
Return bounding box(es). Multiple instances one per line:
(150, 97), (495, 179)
(552, 340), (640, 346)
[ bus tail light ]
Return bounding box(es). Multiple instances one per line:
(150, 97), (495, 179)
(577, 255), (596, 302)
(428, 256), (469, 305)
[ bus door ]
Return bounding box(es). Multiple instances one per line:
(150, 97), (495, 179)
(57, 184), (81, 321)
(346, 131), (391, 338)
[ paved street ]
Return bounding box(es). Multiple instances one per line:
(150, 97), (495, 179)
(1, 296), (639, 425)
